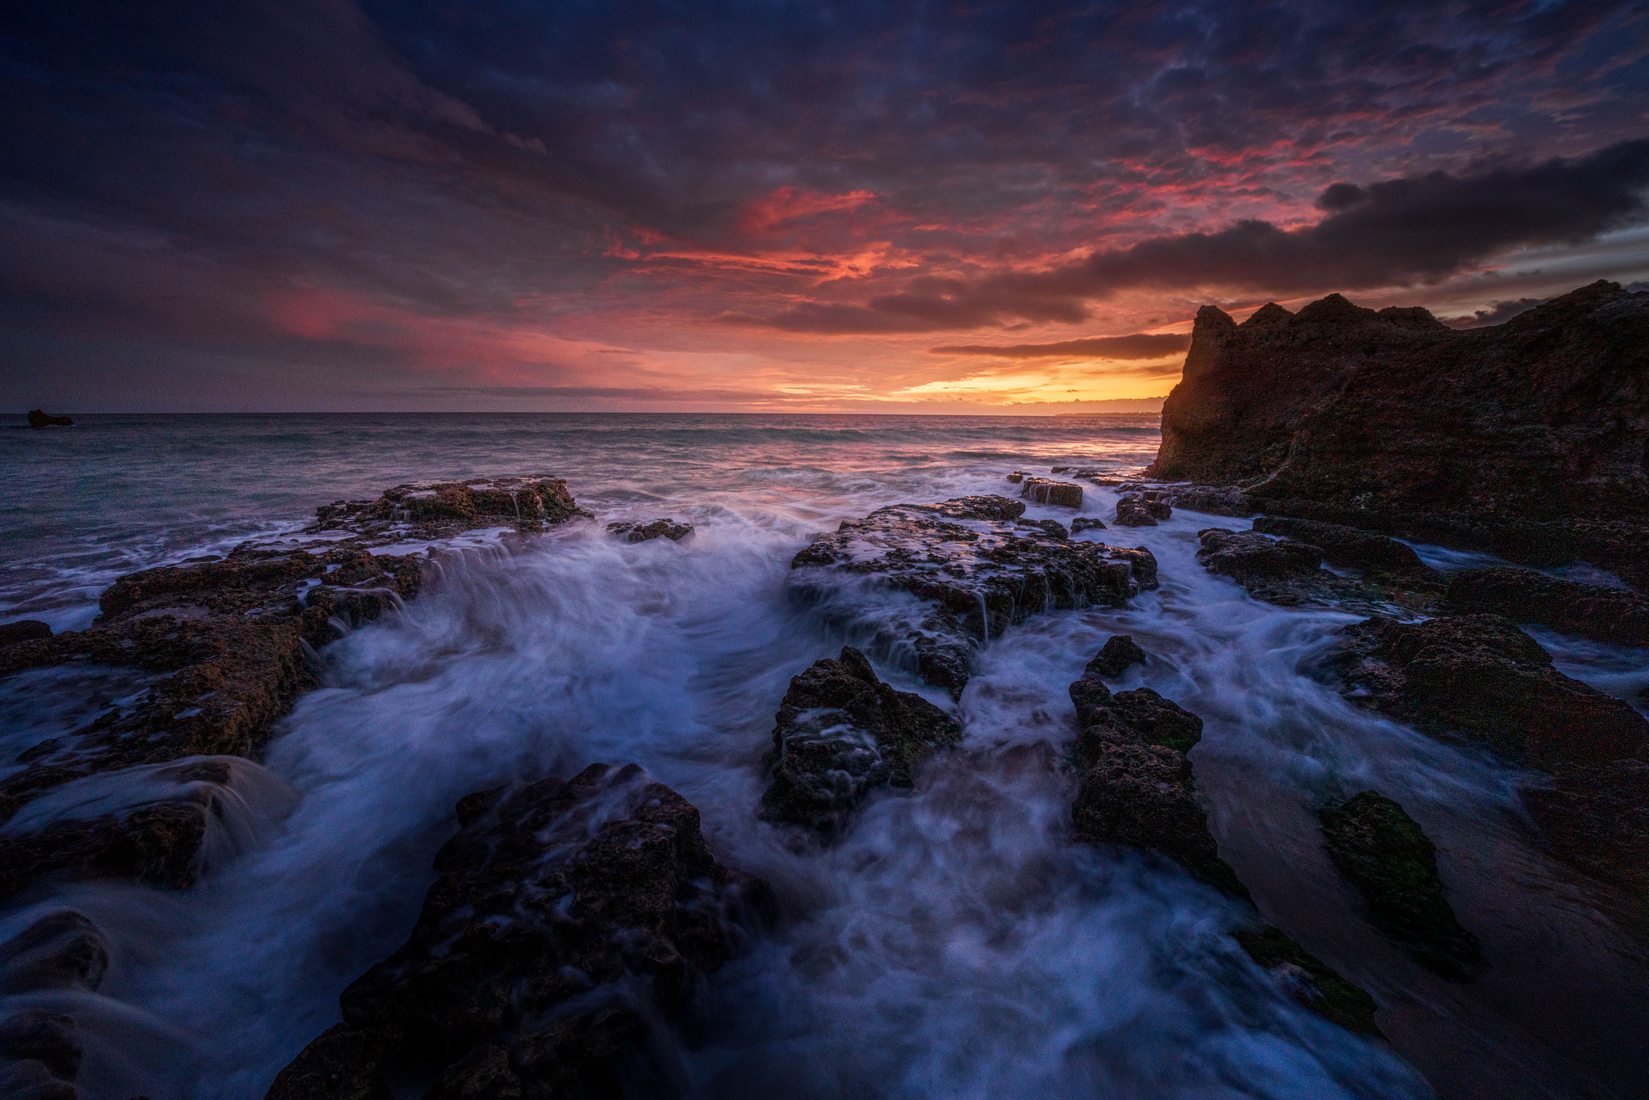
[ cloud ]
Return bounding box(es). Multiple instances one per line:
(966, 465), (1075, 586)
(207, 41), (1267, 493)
(1442, 296), (1550, 328)
(929, 333), (1190, 359)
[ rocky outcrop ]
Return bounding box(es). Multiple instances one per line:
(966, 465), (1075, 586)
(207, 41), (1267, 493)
(1320, 791), (1480, 977)
(608, 519), (693, 543)
(1444, 566), (1649, 646)
(790, 496), (1157, 697)
(1066, 661), (1379, 1034)
(1020, 477), (1083, 508)
(0, 621), (51, 647)
(26, 410), (72, 428)
(0, 910), (110, 1097)
(1114, 492), (1172, 527)
(1070, 517), (1107, 534)
(1330, 614), (1648, 768)
(760, 647), (961, 836)
(1251, 517), (1435, 582)
(1151, 282), (1649, 589)
(311, 475), (582, 540)
(1086, 635), (1146, 678)
(1330, 614), (1649, 937)
(1199, 528), (1439, 610)
(268, 763), (767, 1100)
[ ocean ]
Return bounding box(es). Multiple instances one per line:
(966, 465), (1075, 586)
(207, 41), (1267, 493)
(2, 413), (1646, 1099)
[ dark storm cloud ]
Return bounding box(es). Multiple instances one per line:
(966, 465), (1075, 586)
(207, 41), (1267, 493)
(2, 0), (1648, 405)
(930, 334), (1191, 359)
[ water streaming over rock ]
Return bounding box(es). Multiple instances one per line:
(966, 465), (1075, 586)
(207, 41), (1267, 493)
(3, 414), (1646, 1099)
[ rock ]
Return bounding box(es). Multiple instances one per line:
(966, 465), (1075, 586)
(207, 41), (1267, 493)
(1085, 635), (1146, 678)
(1198, 529), (1323, 583)
(1158, 485), (1257, 517)
(0, 476), (582, 905)
(1330, 614), (1649, 768)
(26, 410), (72, 428)
(1065, 667), (1380, 1034)
(1320, 791), (1481, 976)
(790, 496), (1157, 697)
(760, 647), (961, 836)
(1445, 566), (1649, 646)
(1521, 760), (1649, 935)
(0, 911), (108, 1097)
(1151, 282), (1649, 589)
(268, 763), (767, 1100)
(607, 518), (693, 543)
(1114, 492), (1173, 526)
(1006, 470), (1026, 483)
(0, 621), (51, 647)
(1071, 517), (1107, 534)
(1020, 477), (1083, 508)
(1252, 517), (1435, 581)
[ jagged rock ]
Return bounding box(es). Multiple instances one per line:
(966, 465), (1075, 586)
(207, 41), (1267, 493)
(1006, 470), (1026, 483)
(1071, 517), (1107, 534)
(1158, 485), (1257, 517)
(1065, 665), (1379, 1033)
(1330, 614), (1649, 768)
(1151, 281), (1649, 589)
(1085, 635), (1146, 678)
(608, 518), (693, 543)
(311, 475), (582, 540)
(0, 621), (51, 647)
(26, 410), (72, 428)
(1252, 517), (1435, 581)
(268, 763), (766, 1100)
(789, 496), (1157, 697)
(0, 911), (108, 1097)
(1320, 791), (1481, 976)
(1114, 492), (1172, 527)
(760, 647), (961, 836)
(1020, 477), (1083, 508)
(1445, 566), (1649, 646)
(0, 477), (581, 905)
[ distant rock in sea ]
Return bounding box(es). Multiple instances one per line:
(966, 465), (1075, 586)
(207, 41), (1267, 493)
(26, 409), (72, 428)
(1150, 280), (1649, 587)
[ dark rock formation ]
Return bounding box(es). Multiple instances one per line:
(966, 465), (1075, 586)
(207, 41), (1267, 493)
(1252, 517), (1435, 582)
(1522, 760), (1649, 935)
(1330, 614), (1648, 768)
(608, 518), (694, 543)
(0, 910), (109, 1097)
(1086, 635), (1146, 678)
(268, 763), (766, 1100)
(1151, 282), (1649, 589)
(0, 621), (51, 647)
(1444, 566), (1649, 646)
(790, 496), (1157, 697)
(26, 410), (71, 428)
(1159, 485), (1257, 518)
(1320, 791), (1481, 977)
(1070, 516), (1107, 534)
(1020, 477), (1083, 508)
(1006, 470), (1026, 483)
(0, 476), (581, 907)
(1114, 492), (1172, 527)
(1065, 663), (1379, 1034)
(760, 647), (961, 836)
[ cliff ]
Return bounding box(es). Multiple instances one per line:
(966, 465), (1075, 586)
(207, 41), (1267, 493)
(1151, 281), (1649, 585)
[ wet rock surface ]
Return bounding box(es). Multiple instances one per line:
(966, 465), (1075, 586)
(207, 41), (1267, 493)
(1070, 516), (1107, 534)
(790, 495), (1157, 696)
(1330, 614), (1649, 768)
(0, 621), (51, 647)
(1522, 760), (1649, 935)
(0, 910), (109, 1097)
(1065, 661), (1380, 1034)
(311, 475), (583, 541)
(608, 518), (694, 543)
(1151, 281), (1649, 589)
(1444, 566), (1649, 646)
(268, 763), (767, 1100)
(1020, 477), (1083, 508)
(760, 647), (961, 837)
(1086, 635), (1146, 678)
(1320, 791), (1481, 976)
(1114, 491), (1172, 527)
(1251, 517), (1435, 582)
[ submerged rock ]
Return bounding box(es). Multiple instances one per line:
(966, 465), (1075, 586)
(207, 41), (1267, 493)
(0, 476), (583, 906)
(1444, 566), (1649, 646)
(268, 763), (766, 1100)
(1114, 492), (1172, 527)
(1020, 477), (1083, 508)
(760, 647), (961, 836)
(608, 518), (694, 543)
(26, 410), (72, 428)
(790, 496), (1157, 697)
(1065, 661), (1380, 1033)
(1151, 281), (1649, 589)
(0, 910), (109, 1097)
(1320, 791), (1481, 976)
(1085, 635), (1146, 678)
(1330, 614), (1648, 768)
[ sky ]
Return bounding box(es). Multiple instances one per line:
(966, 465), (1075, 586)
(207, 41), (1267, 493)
(3, 1), (1649, 414)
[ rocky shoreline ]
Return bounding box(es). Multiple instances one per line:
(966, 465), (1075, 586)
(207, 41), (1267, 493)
(0, 280), (1645, 1097)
